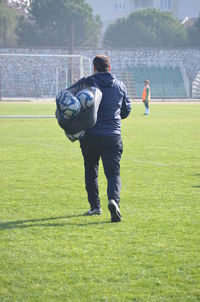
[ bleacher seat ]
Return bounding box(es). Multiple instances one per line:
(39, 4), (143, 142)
(117, 66), (188, 98)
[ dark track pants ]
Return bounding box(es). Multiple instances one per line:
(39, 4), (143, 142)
(80, 134), (123, 210)
(144, 100), (149, 109)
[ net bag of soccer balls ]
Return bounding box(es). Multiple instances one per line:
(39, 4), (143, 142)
(55, 86), (102, 142)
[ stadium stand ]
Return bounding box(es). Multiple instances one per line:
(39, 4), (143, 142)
(116, 66), (188, 98)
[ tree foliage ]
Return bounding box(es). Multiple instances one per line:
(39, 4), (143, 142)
(103, 9), (188, 48)
(187, 14), (200, 47)
(16, 0), (102, 47)
(0, 0), (19, 47)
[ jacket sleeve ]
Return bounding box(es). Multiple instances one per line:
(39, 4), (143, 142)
(120, 82), (132, 119)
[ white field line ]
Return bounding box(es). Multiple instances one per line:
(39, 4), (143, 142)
(124, 158), (183, 167)
(131, 159), (169, 167)
(1, 98), (200, 103)
(130, 159), (199, 168)
(0, 116), (55, 118)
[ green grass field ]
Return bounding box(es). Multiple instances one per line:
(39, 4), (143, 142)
(0, 102), (200, 302)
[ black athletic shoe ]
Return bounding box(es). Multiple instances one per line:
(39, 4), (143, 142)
(83, 208), (102, 216)
(108, 200), (121, 222)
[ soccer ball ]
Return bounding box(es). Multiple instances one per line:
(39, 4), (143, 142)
(76, 88), (94, 110)
(65, 130), (85, 142)
(59, 91), (81, 119)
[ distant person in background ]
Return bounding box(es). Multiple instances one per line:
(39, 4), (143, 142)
(142, 80), (151, 115)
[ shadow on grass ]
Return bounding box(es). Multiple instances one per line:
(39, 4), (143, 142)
(0, 214), (111, 230)
(192, 175), (200, 188)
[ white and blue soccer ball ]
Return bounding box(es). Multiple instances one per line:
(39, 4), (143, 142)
(59, 91), (81, 119)
(65, 130), (85, 142)
(76, 88), (94, 110)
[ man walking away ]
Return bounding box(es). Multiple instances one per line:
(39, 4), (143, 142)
(80, 54), (132, 222)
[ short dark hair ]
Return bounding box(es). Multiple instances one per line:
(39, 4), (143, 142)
(93, 54), (111, 72)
